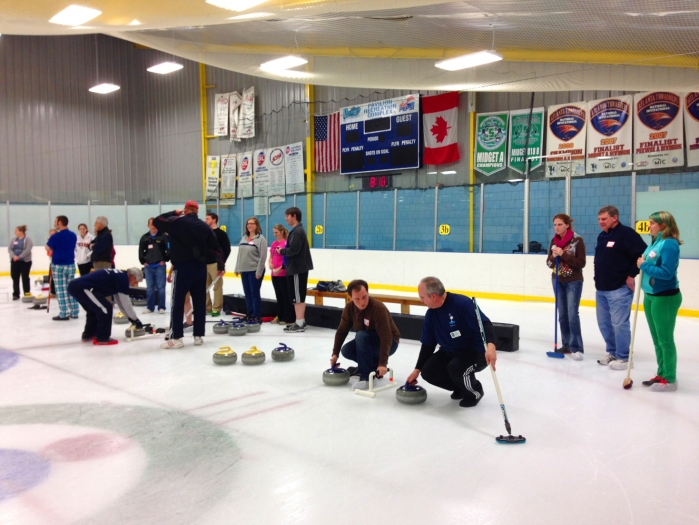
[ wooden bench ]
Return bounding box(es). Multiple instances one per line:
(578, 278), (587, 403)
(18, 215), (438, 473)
(306, 289), (423, 315)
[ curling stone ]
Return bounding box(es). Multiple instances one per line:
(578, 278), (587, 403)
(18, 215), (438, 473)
(213, 346), (237, 365)
(245, 321), (261, 333)
(271, 343), (295, 362)
(322, 363), (350, 386)
(132, 298), (147, 307)
(32, 295), (47, 305)
(228, 323), (248, 336)
(396, 382), (428, 405)
(114, 312), (129, 325)
(125, 325), (147, 338)
(213, 321), (230, 334)
(241, 346), (265, 365)
(21, 293), (34, 303)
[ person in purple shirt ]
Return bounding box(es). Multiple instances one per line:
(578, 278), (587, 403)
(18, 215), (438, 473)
(45, 215), (79, 321)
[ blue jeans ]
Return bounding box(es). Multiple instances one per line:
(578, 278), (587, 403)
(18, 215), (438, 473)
(240, 271), (263, 318)
(596, 285), (634, 360)
(552, 278), (584, 353)
(145, 264), (167, 311)
(341, 330), (398, 380)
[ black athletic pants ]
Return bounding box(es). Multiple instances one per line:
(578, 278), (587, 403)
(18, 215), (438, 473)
(171, 260), (207, 339)
(272, 276), (295, 323)
(78, 262), (92, 276)
(421, 347), (487, 403)
(67, 280), (113, 341)
(11, 260), (32, 297)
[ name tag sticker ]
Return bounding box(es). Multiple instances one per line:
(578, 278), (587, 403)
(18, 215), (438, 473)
(364, 318), (370, 327)
(450, 330), (461, 339)
(148, 244), (154, 249)
(649, 250), (657, 259)
(606, 241), (615, 248)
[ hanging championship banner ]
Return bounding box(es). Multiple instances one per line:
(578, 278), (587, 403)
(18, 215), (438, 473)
(254, 196), (269, 216)
(684, 92), (699, 168)
(206, 156), (220, 200)
(220, 154), (236, 204)
(268, 147), (286, 197)
(253, 149), (270, 196)
(214, 94), (229, 136)
(586, 96), (633, 174)
(474, 111), (508, 176)
(508, 108), (544, 174)
(237, 151), (253, 198)
(545, 103), (587, 178)
(633, 91), (684, 170)
(285, 142), (305, 194)
(229, 92), (242, 142)
(238, 86), (255, 139)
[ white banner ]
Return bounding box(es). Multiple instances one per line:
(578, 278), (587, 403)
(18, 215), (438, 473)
(633, 91), (684, 170)
(229, 92), (242, 142)
(586, 95), (633, 174)
(253, 149), (270, 196)
(254, 196), (269, 216)
(239, 86), (255, 139)
(268, 147), (286, 197)
(214, 94), (229, 136)
(206, 155), (220, 200)
(220, 154), (236, 204)
(340, 93), (418, 124)
(684, 92), (699, 168)
(545, 103), (587, 178)
(285, 142), (305, 194)
(237, 151), (253, 198)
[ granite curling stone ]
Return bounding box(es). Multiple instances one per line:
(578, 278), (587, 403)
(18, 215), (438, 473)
(32, 295), (47, 305)
(125, 326), (147, 338)
(271, 342), (295, 362)
(241, 346), (265, 365)
(245, 321), (261, 333)
(21, 293), (34, 303)
(322, 363), (350, 386)
(132, 298), (147, 307)
(396, 382), (428, 405)
(213, 346), (237, 365)
(213, 321), (230, 334)
(228, 323), (248, 336)
(114, 312), (129, 324)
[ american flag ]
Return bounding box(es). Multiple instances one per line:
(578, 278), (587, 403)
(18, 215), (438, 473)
(314, 112), (340, 172)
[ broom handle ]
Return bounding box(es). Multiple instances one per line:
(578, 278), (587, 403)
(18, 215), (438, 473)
(626, 271), (643, 381)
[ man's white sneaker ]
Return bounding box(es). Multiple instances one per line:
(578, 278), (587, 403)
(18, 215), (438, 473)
(161, 338), (184, 349)
(194, 336), (203, 346)
(569, 352), (584, 361)
(609, 359), (632, 370)
(597, 353), (616, 366)
(143, 309), (154, 314)
(351, 380), (369, 391)
(649, 379), (678, 392)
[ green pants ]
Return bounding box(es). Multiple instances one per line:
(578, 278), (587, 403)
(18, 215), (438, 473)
(643, 292), (682, 383)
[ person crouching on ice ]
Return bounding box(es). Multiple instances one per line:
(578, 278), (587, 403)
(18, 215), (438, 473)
(406, 276), (497, 407)
(68, 268), (145, 345)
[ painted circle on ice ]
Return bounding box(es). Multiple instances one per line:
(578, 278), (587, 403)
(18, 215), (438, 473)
(0, 404), (238, 524)
(0, 349), (19, 374)
(0, 449), (51, 503)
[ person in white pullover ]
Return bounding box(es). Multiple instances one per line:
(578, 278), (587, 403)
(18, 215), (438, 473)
(75, 223), (94, 276)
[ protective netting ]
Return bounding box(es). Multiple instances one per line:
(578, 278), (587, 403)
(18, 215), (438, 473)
(3, 0), (699, 91)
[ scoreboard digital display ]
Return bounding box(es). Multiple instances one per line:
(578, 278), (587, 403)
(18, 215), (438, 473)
(340, 94), (421, 175)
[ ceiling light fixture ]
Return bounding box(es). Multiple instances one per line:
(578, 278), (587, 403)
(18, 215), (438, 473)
(229, 12), (275, 19)
(206, 0), (268, 12)
(260, 55), (308, 72)
(147, 62), (184, 74)
(440, 171), (457, 175)
(435, 50), (502, 71)
(128, 19), (142, 26)
(89, 83), (120, 94)
(50, 5), (102, 26)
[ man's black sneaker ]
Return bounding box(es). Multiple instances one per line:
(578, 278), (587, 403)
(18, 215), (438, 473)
(52, 316), (69, 321)
(451, 390), (464, 400)
(347, 366), (360, 377)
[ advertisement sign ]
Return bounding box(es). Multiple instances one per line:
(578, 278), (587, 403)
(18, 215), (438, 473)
(285, 142), (305, 194)
(253, 149), (270, 196)
(237, 151), (253, 198)
(220, 154), (236, 204)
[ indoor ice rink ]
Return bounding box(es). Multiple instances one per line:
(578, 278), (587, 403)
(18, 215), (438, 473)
(2, 1), (699, 524)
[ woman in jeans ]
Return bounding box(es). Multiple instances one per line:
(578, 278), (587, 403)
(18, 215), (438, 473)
(638, 211), (682, 392)
(234, 217), (267, 322)
(9, 225), (33, 300)
(546, 214), (586, 360)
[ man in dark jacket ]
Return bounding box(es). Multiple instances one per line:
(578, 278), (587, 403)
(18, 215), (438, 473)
(68, 268), (144, 345)
(276, 206), (313, 333)
(90, 216), (114, 270)
(594, 205), (647, 370)
(154, 201), (224, 349)
(139, 218), (170, 314)
(204, 212), (231, 316)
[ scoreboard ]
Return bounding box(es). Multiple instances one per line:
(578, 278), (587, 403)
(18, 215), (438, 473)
(340, 94), (421, 175)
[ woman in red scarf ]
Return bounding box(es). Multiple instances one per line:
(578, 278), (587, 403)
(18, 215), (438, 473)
(546, 214), (587, 360)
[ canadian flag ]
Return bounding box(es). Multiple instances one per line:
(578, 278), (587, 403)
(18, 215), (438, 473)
(422, 92), (460, 165)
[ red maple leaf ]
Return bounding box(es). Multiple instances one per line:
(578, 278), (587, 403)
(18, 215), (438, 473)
(430, 116), (451, 143)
